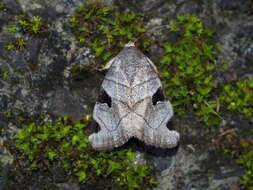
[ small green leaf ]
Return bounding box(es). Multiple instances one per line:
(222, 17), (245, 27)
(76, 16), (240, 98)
(79, 27), (89, 33)
(76, 171), (87, 182)
(72, 135), (80, 144)
(94, 46), (105, 56)
(7, 43), (15, 50)
(75, 123), (85, 128)
(7, 25), (17, 32)
(47, 151), (57, 160)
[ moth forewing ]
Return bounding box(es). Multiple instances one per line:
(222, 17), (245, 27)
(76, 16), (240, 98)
(89, 41), (180, 150)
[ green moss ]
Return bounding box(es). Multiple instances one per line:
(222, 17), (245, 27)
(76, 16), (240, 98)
(160, 15), (222, 126)
(6, 38), (26, 51)
(17, 38), (26, 49)
(6, 43), (15, 50)
(236, 139), (253, 189)
(220, 79), (253, 116)
(7, 24), (17, 33)
(161, 17), (253, 187)
(223, 137), (253, 189)
(18, 14), (44, 35)
(0, 71), (9, 79)
(9, 10), (252, 188)
(69, 2), (150, 69)
(14, 115), (157, 189)
(161, 15), (252, 126)
(3, 110), (13, 119)
(6, 14), (45, 52)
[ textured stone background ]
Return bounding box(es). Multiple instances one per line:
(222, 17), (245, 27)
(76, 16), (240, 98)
(0, 0), (253, 189)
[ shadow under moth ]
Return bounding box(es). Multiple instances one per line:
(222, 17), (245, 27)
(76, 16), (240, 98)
(89, 42), (180, 150)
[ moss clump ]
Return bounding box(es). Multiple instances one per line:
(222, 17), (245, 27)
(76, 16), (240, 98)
(3, 110), (13, 120)
(220, 79), (253, 116)
(161, 15), (222, 126)
(6, 15), (46, 51)
(161, 16), (253, 187)
(14, 115), (157, 189)
(0, 71), (9, 79)
(7, 24), (17, 33)
(17, 15), (44, 35)
(6, 14), (45, 36)
(69, 2), (150, 69)
(236, 139), (253, 189)
(223, 136), (253, 189)
(6, 38), (26, 51)
(218, 78), (253, 188)
(6, 42), (15, 50)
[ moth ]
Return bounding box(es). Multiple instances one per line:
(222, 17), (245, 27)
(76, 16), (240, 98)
(89, 41), (180, 150)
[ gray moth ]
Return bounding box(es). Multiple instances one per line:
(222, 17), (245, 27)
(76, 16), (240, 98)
(89, 41), (180, 150)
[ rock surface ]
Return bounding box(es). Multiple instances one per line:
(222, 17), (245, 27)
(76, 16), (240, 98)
(0, 0), (253, 189)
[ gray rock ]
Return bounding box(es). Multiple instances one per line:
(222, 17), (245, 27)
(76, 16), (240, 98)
(0, 139), (14, 166)
(47, 88), (87, 119)
(56, 183), (80, 190)
(2, 0), (22, 14)
(245, 45), (253, 62)
(154, 148), (241, 190)
(176, 1), (202, 16)
(0, 164), (10, 190)
(0, 95), (8, 112)
(219, 0), (245, 11)
(0, 0), (252, 189)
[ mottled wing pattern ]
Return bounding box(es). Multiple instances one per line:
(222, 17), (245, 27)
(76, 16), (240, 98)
(89, 100), (130, 150)
(89, 42), (180, 150)
(134, 98), (179, 148)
